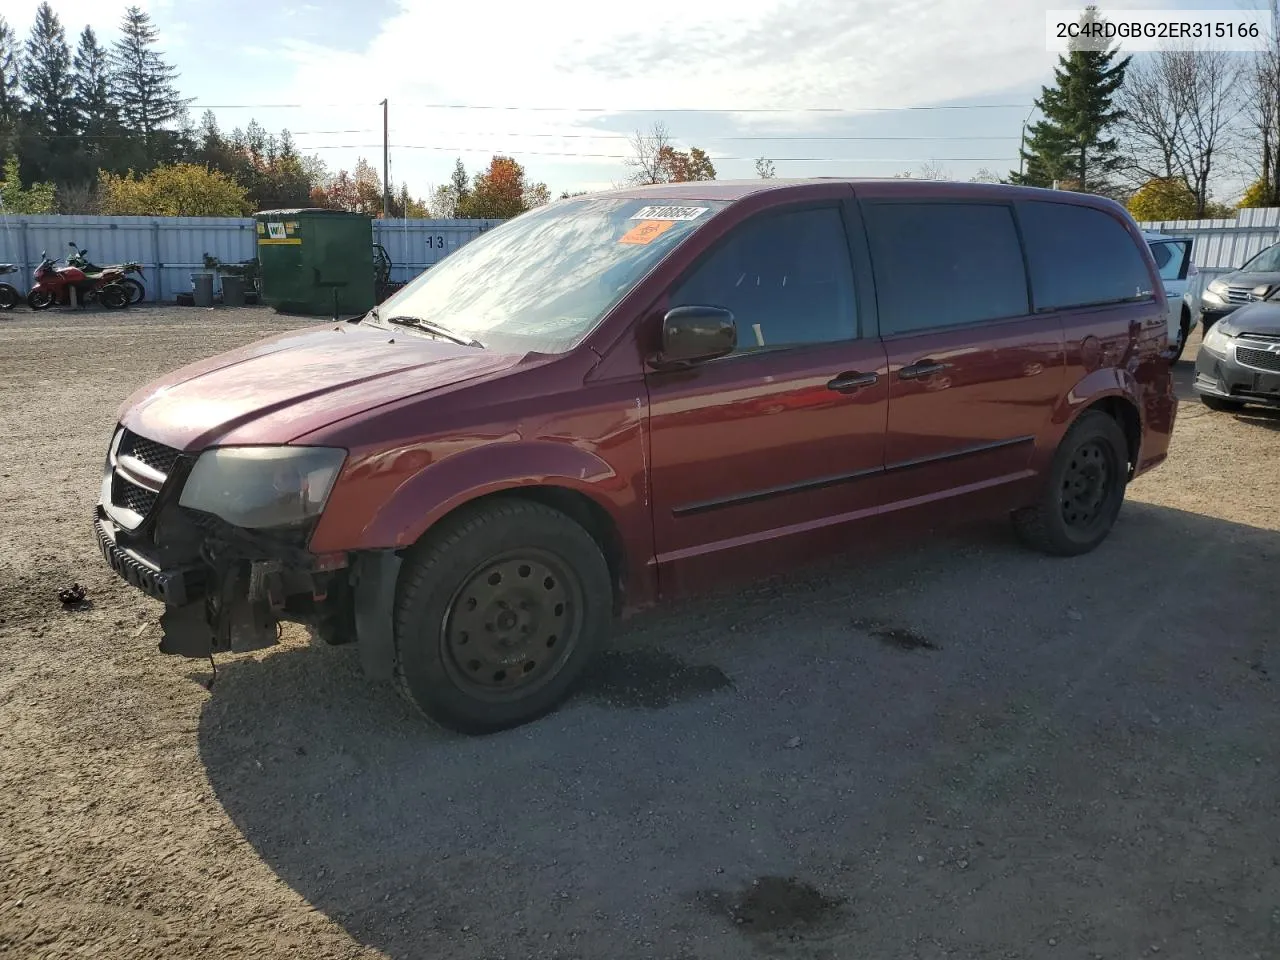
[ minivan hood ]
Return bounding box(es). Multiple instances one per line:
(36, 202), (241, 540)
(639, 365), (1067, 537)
(118, 322), (523, 450)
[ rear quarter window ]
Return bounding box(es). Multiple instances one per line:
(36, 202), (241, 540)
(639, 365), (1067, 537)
(1018, 201), (1155, 311)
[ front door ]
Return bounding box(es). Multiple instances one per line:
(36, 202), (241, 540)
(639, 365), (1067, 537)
(858, 196), (1065, 510)
(644, 200), (889, 597)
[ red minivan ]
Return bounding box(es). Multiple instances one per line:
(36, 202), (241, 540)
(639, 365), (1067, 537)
(96, 180), (1177, 732)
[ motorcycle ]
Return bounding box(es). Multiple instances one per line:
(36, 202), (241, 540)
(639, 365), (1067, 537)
(27, 252), (130, 310)
(66, 242), (146, 304)
(0, 263), (19, 310)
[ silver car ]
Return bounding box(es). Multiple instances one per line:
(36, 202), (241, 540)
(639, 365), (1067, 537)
(1194, 284), (1280, 412)
(1199, 240), (1280, 333)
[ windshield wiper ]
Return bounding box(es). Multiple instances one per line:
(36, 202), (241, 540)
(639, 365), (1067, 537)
(384, 315), (484, 348)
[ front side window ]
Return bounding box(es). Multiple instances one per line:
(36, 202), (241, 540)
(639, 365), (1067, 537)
(365, 197), (728, 354)
(1018, 201), (1155, 311)
(668, 206), (857, 352)
(863, 202), (1030, 336)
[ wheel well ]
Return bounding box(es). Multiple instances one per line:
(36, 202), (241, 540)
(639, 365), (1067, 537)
(1088, 396), (1142, 475)
(421, 486), (628, 615)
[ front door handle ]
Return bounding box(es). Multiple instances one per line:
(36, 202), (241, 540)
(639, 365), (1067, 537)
(827, 371), (879, 393)
(898, 359), (949, 380)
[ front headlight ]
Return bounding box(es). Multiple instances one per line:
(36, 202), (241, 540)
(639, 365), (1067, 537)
(179, 446), (346, 529)
(1201, 321), (1233, 356)
(1207, 278), (1229, 296)
(1202, 286), (1226, 306)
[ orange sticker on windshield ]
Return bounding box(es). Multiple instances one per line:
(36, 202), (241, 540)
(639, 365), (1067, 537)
(619, 220), (675, 245)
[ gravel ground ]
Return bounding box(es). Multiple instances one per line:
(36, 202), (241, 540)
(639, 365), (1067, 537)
(1, 304), (1277, 960)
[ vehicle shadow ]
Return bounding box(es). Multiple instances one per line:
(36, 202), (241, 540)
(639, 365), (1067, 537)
(197, 502), (1280, 960)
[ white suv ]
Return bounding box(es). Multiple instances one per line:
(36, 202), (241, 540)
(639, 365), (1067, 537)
(1144, 231), (1198, 362)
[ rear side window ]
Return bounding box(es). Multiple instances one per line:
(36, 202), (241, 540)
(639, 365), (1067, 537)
(862, 202), (1029, 336)
(1019, 201), (1155, 310)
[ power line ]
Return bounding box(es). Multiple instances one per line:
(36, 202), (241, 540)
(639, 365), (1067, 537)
(296, 143), (1016, 162)
(303, 131), (1022, 143)
(191, 101), (1034, 113)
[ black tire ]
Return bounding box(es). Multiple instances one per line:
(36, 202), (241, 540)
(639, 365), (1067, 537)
(27, 289), (54, 310)
(0, 283), (18, 310)
(121, 277), (145, 304)
(99, 283), (129, 309)
(1168, 306), (1191, 364)
(1013, 410), (1129, 557)
(1199, 394), (1244, 412)
(394, 499), (612, 734)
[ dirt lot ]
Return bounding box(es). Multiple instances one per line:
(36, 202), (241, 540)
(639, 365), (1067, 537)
(1, 305), (1277, 960)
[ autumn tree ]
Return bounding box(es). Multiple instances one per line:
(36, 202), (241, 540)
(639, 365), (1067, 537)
(98, 162), (250, 216)
(626, 122), (716, 184)
(1127, 177), (1198, 221)
(0, 154), (54, 212)
(463, 155), (549, 218)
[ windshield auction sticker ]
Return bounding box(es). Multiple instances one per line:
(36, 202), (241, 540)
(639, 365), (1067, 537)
(619, 220), (676, 245)
(629, 205), (709, 222)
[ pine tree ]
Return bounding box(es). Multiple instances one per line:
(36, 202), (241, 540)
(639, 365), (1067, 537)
(1011, 5), (1130, 192)
(110, 6), (188, 160)
(0, 16), (21, 167)
(449, 158), (468, 217)
(21, 3), (74, 138)
(0, 16), (20, 130)
(73, 27), (113, 162)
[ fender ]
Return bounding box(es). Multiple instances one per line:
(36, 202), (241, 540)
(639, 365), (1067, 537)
(1036, 366), (1144, 474)
(312, 439), (634, 553)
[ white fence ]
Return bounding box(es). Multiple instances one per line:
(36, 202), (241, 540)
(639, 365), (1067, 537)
(0, 214), (505, 300)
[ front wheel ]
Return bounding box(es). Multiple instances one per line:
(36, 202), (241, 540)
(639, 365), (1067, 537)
(121, 277), (145, 304)
(1013, 410), (1129, 557)
(394, 499), (613, 734)
(99, 284), (129, 309)
(27, 288), (54, 310)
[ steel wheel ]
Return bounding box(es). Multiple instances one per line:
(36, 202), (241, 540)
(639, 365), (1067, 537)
(1060, 439), (1115, 532)
(441, 549), (583, 701)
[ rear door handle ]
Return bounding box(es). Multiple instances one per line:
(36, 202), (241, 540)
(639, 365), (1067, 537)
(898, 359), (949, 380)
(826, 371), (879, 393)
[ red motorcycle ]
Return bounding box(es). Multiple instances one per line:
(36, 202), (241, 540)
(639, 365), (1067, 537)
(27, 252), (130, 310)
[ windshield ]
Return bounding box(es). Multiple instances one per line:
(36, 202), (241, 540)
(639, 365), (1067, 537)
(1240, 242), (1280, 274)
(364, 197), (728, 353)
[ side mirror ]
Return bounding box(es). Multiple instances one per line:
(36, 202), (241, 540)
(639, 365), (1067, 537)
(655, 305), (736, 367)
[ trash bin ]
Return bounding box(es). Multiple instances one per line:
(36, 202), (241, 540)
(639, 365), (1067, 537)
(191, 273), (214, 308)
(221, 275), (246, 307)
(254, 208), (375, 316)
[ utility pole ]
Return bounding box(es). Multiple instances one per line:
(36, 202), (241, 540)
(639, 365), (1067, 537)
(380, 98), (390, 218)
(1017, 105), (1036, 180)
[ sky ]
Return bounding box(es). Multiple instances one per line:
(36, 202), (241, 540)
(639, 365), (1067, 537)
(6, 0), (1271, 202)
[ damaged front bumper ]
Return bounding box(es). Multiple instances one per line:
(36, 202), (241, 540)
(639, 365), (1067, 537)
(95, 502), (357, 659)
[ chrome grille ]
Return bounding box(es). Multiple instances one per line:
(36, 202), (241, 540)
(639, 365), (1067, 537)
(112, 474), (158, 515)
(120, 432), (180, 475)
(1236, 347), (1280, 373)
(1225, 285), (1255, 304)
(107, 428), (181, 527)
(1239, 332), (1280, 343)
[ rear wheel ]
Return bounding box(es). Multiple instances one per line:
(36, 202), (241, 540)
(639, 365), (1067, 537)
(121, 277), (145, 304)
(0, 283), (18, 310)
(27, 289), (54, 310)
(100, 284), (129, 309)
(394, 499), (612, 734)
(1013, 410), (1129, 557)
(1200, 394), (1245, 412)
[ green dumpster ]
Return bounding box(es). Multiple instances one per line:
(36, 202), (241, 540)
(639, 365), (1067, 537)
(254, 208), (375, 317)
